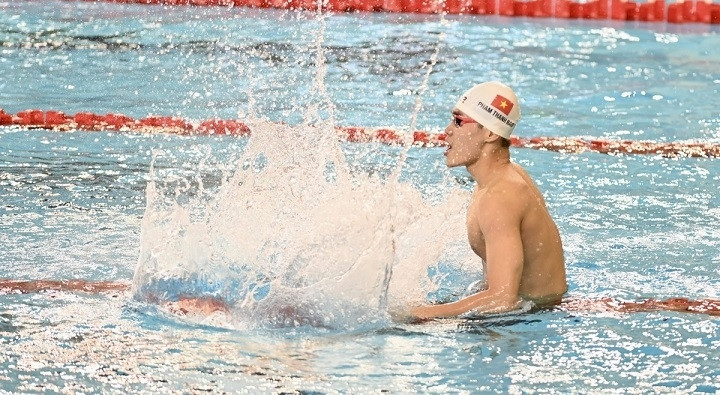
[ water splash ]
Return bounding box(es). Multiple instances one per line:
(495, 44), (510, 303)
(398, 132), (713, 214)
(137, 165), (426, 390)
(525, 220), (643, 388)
(132, 5), (480, 331)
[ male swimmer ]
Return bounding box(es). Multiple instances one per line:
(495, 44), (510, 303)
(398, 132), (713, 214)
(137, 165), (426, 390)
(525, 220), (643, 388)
(409, 81), (568, 320)
(2, 81), (718, 318)
(408, 81), (718, 319)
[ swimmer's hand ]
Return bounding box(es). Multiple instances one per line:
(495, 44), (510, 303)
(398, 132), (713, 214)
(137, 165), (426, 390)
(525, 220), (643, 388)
(388, 304), (432, 324)
(409, 304), (438, 321)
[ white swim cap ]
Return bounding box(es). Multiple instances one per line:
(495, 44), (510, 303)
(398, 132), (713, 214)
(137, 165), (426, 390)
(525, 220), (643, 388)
(455, 81), (521, 139)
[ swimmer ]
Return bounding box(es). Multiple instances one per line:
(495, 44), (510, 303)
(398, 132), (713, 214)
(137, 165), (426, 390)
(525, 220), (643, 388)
(405, 82), (720, 320)
(2, 81), (718, 320)
(407, 81), (568, 320)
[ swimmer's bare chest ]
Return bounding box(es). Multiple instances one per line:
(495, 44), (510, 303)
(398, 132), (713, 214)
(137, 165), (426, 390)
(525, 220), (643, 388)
(466, 189), (487, 261)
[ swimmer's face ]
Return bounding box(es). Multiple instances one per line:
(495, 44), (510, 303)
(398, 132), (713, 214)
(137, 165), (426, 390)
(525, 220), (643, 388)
(444, 109), (486, 168)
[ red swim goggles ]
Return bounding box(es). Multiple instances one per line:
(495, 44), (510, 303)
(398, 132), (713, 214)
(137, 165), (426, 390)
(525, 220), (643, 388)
(453, 114), (477, 127)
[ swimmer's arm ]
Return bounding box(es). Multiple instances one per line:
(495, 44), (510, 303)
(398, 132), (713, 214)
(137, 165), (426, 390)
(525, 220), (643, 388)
(411, 199), (524, 319)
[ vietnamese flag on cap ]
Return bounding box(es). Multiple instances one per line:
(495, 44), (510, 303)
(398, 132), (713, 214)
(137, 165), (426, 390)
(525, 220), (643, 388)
(491, 95), (514, 116)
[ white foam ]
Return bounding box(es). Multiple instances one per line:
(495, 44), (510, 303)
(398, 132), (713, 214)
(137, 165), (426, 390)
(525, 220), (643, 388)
(131, 9), (480, 330)
(132, 121), (480, 330)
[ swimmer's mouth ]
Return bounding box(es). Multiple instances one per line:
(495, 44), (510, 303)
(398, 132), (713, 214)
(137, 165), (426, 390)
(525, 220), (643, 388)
(444, 144), (451, 155)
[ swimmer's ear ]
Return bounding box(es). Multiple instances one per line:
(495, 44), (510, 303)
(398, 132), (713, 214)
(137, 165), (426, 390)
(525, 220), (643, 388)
(482, 127), (503, 143)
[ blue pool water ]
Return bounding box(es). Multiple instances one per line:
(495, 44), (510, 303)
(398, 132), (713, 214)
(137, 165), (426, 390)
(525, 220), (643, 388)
(2, 1), (720, 392)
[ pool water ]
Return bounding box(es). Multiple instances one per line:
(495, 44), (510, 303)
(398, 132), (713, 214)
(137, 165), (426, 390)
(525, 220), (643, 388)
(2, 1), (720, 393)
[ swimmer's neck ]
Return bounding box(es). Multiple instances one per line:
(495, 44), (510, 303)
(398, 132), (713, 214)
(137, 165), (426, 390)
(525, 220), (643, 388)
(466, 148), (511, 188)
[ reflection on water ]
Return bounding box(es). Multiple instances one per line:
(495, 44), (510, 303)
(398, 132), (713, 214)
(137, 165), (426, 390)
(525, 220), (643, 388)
(2, 0), (720, 392)
(1, 291), (718, 392)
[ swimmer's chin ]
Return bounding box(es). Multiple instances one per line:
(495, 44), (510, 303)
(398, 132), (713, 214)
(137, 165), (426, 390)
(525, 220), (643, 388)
(444, 157), (466, 169)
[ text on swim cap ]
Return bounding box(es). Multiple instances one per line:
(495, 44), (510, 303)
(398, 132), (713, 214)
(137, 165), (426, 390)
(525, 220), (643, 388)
(476, 100), (516, 128)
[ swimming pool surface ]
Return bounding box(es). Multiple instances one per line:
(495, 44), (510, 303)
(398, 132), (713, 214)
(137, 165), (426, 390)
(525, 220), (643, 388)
(2, 1), (720, 393)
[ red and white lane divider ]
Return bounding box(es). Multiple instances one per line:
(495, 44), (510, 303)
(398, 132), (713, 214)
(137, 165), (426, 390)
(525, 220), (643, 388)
(2, 108), (718, 158)
(78, 0), (720, 25)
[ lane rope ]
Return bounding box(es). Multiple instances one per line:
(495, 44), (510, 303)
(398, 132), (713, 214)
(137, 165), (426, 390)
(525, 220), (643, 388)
(2, 108), (718, 158)
(76, 0), (720, 25)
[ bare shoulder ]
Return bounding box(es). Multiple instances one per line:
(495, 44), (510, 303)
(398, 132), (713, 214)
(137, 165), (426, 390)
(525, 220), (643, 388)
(476, 178), (527, 228)
(509, 162), (548, 206)
(509, 162), (542, 189)
(492, 168), (533, 203)
(510, 162), (533, 179)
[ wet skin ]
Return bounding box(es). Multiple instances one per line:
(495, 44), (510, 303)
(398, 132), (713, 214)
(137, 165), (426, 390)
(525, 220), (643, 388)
(409, 109), (567, 320)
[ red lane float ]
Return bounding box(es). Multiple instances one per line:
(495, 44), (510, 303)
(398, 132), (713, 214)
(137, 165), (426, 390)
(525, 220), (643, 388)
(79, 0), (720, 25)
(1, 108), (719, 158)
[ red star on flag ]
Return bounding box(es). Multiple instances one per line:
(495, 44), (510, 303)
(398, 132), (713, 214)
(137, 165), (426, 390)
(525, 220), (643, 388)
(491, 95), (514, 116)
